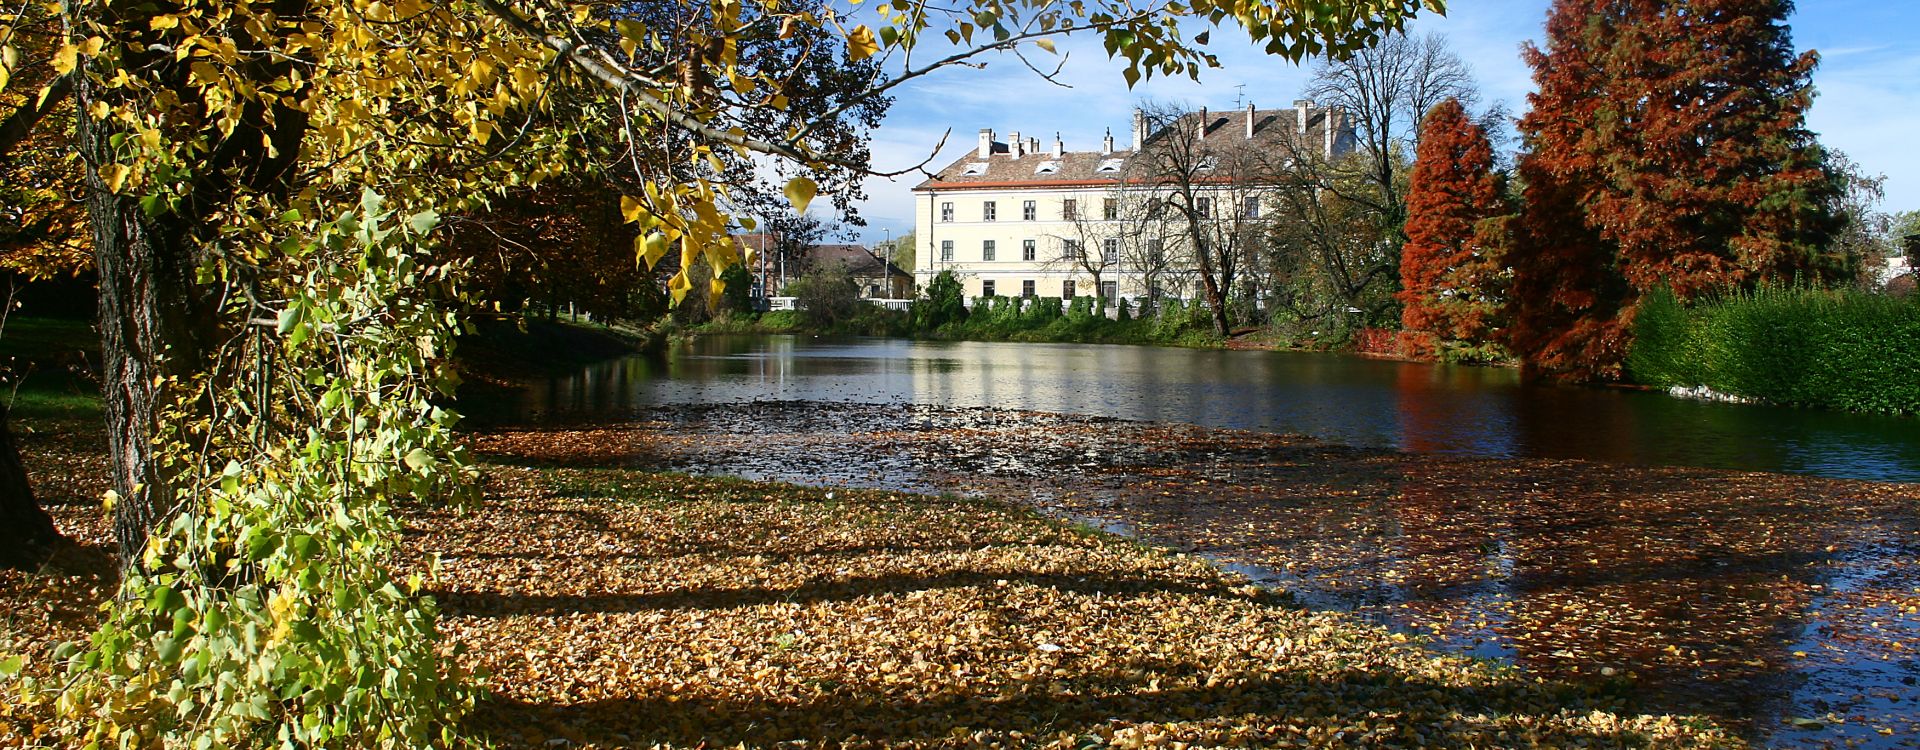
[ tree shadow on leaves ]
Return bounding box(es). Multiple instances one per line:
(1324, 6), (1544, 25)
(435, 566), (1227, 618)
(470, 654), (1666, 749)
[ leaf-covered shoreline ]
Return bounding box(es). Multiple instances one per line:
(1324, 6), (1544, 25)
(3, 417), (1741, 748)
(429, 461), (1739, 749)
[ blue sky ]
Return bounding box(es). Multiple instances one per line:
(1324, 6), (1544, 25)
(840, 0), (1919, 244)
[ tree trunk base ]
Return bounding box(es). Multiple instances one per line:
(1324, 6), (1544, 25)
(0, 408), (63, 571)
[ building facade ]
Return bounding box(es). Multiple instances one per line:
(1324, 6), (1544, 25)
(912, 101), (1355, 304)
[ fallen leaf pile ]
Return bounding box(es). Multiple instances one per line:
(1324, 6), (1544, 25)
(472, 402), (1920, 748)
(7, 401), (1910, 749)
(0, 415), (117, 746)
(424, 460), (1736, 749)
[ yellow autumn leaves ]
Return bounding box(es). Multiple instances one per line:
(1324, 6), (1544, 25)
(417, 430), (1741, 749)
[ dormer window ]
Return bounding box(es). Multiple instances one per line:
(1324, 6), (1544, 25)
(961, 162), (989, 176)
(1035, 160), (1061, 175)
(1198, 156), (1218, 171)
(1095, 159), (1124, 174)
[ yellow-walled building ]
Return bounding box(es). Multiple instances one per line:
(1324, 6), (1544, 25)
(911, 102), (1355, 307)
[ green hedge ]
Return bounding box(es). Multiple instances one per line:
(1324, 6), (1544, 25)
(1627, 286), (1920, 414)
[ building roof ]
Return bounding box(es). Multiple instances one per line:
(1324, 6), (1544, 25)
(914, 149), (1130, 190)
(806, 243), (910, 278)
(731, 233), (781, 258)
(914, 105), (1345, 192)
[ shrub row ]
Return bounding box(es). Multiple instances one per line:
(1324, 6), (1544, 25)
(924, 294), (1221, 346)
(1627, 285), (1920, 414)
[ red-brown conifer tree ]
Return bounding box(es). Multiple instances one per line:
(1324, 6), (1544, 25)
(1399, 98), (1504, 359)
(1590, 0), (1839, 297)
(1506, 0), (1839, 379)
(1507, 0), (1630, 379)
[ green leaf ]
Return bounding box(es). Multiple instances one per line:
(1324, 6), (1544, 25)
(783, 176), (817, 215)
(358, 188), (385, 217)
(638, 232), (669, 269)
(407, 210), (440, 236)
(0, 655), (21, 676)
(404, 448), (434, 470)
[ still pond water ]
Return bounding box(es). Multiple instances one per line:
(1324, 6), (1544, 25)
(495, 335), (1920, 483)
(478, 336), (1920, 748)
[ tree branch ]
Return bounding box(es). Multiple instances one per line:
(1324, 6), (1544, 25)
(0, 73), (72, 160)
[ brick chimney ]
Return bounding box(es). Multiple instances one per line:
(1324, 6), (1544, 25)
(1103, 128), (1115, 154)
(1245, 102), (1256, 139)
(1323, 107), (1341, 158)
(1131, 109), (1145, 151)
(1197, 106), (1208, 140)
(1053, 133), (1064, 158)
(977, 128), (995, 158)
(1294, 99), (1311, 134)
(1009, 130), (1023, 157)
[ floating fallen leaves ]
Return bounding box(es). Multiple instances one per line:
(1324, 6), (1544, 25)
(407, 461), (1741, 748)
(469, 402), (1920, 749)
(8, 403), (1915, 749)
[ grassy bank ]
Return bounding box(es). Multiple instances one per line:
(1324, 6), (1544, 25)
(1628, 286), (1920, 414)
(456, 317), (661, 383)
(0, 317), (101, 421)
(4, 411), (1737, 747)
(690, 299), (1228, 348)
(0, 315), (658, 414)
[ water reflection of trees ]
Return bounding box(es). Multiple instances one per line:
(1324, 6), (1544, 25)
(474, 399), (1920, 742)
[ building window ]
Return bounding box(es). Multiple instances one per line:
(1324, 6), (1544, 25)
(1147, 239), (1164, 265)
(983, 201), (997, 221)
(940, 240), (954, 262)
(1196, 197), (1212, 218)
(1022, 280), (1036, 297)
(1062, 198), (1077, 220)
(1103, 198), (1118, 220)
(982, 279), (996, 297)
(982, 240), (996, 262)
(1101, 280), (1117, 300)
(1102, 238), (1119, 263)
(1022, 239), (1036, 261)
(1244, 196), (1260, 218)
(940, 202), (954, 222)
(1064, 239), (1083, 260)
(1022, 200), (1037, 220)
(1062, 280), (1076, 298)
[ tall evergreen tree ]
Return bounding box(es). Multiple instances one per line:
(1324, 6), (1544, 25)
(1399, 98), (1503, 359)
(1508, 0), (1630, 378)
(1507, 0), (1840, 379)
(1591, 0), (1839, 297)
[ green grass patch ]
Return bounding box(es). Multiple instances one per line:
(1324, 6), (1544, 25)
(0, 316), (103, 419)
(8, 387), (102, 421)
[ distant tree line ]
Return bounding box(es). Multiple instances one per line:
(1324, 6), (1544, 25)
(1074, 0), (1905, 381)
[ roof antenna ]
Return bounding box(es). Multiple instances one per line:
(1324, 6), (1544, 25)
(1232, 83), (1246, 109)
